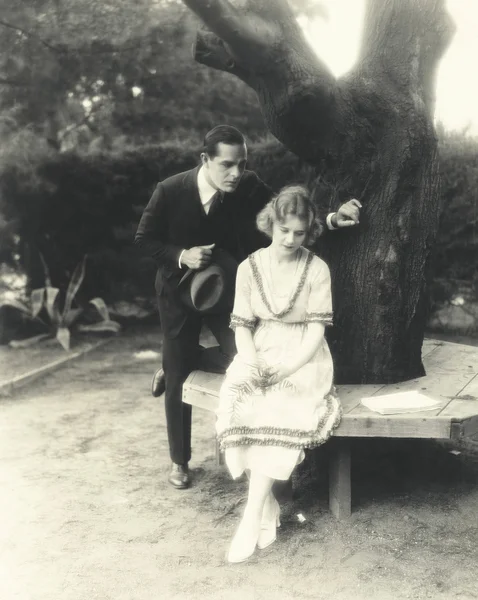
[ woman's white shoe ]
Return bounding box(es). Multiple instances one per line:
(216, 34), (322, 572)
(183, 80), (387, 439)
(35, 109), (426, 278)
(226, 517), (260, 563)
(257, 498), (281, 550)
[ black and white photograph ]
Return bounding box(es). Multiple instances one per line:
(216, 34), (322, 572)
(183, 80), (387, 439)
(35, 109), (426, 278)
(1, 1), (478, 598)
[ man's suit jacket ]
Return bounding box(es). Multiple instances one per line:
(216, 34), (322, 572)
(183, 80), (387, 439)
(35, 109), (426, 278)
(135, 166), (272, 338)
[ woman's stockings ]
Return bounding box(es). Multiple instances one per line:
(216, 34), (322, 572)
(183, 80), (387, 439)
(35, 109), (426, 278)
(227, 470), (275, 562)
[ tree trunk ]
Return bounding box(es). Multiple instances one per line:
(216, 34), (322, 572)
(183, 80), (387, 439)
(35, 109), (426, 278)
(181, 0), (455, 384)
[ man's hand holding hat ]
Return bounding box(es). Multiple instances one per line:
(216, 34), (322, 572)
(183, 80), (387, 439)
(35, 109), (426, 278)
(181, 243), (216, 270)
(177, 247), (238, 314)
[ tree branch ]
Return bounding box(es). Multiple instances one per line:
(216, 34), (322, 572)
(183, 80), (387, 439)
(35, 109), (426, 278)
(192, 26), (253, 85)
(182, 0), (279, 65)
(182, 0), (454, 168)
(181, 0), (349, 165)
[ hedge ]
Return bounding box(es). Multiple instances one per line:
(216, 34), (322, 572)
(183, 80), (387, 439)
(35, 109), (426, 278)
(0, 135), (477, 305)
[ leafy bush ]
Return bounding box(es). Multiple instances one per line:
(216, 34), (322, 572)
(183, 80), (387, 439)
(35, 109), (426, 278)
(434, 133), (478, 281)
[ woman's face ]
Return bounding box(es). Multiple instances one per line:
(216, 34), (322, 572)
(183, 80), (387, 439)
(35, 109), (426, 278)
(271, 214), (308, 256)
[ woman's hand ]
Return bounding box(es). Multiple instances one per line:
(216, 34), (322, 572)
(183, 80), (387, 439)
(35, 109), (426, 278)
(260, 363), (293, 386)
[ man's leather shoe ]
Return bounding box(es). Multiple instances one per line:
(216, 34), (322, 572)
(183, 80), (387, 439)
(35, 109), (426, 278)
(168, 463), (190, 489)
(151, 368), (166, 397)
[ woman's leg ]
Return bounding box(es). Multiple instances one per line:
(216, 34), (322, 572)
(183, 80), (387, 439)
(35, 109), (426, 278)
(244, 470), (277, 523)
(243, 470), (274, 523)
(227, 470), (275, 562)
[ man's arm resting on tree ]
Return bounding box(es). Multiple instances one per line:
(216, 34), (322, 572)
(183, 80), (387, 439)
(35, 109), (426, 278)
(325, 199), (362, 230)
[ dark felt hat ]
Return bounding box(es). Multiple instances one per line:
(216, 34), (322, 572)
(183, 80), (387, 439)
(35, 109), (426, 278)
(177, 249), (238, 314)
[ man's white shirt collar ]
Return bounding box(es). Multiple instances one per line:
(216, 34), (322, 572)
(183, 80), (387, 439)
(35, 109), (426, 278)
(197, 166), (219, 207)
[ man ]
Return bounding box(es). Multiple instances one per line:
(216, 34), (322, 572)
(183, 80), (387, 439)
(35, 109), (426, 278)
(135, 125), (361, 489)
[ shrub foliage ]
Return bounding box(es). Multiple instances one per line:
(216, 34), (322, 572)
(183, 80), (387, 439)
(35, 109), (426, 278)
(0, 133), (477, 304)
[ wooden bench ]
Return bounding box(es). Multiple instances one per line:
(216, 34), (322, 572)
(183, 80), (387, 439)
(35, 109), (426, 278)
(183, 339), (478, 520)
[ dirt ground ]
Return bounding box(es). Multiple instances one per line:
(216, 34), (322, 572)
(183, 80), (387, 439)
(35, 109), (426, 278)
(0, 334), (105, 390)
(1, 324), (478, 600)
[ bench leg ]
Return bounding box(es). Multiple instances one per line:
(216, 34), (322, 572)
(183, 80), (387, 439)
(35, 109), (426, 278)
(215, 439), (225, 466)
(329, 438), (351, 520)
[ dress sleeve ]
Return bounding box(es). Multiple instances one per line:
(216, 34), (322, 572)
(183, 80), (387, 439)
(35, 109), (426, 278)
(230, 259), (257, 332)
(306, 258), (334, 326)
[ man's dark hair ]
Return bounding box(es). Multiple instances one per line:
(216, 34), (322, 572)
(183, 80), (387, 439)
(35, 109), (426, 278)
(203, 125), (246, 158)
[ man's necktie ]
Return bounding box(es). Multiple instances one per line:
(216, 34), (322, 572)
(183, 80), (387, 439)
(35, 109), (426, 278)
(207, 190), (223, 217)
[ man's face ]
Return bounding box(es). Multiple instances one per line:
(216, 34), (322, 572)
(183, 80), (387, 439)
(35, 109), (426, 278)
(201, 142), (247, 193)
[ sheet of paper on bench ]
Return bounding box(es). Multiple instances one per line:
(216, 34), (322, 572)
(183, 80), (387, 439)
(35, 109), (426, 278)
(360, 390), (443, 415)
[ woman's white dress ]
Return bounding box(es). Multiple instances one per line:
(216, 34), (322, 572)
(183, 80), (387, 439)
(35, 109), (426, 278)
(216, 247), (342, 481)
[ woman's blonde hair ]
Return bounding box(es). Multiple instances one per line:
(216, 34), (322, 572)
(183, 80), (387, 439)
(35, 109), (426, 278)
(256, 184), (323, 245)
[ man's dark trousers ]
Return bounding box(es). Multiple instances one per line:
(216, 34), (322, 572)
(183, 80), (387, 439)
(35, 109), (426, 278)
(162, 309), (236, 465)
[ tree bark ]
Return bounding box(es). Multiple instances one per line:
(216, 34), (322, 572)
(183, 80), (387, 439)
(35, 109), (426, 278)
(181, 0), (455, 384)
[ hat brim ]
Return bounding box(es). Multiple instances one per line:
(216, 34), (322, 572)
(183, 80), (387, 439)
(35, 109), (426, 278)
(177, 249), (238, 314)
(178, 268), (195, 287)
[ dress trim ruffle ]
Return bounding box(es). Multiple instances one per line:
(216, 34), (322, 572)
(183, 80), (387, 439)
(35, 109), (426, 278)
(230, 314), (257, 331)
(217, 389), (342, 451)
(249, 250), (313, 319)
(306, 311), (334, 325)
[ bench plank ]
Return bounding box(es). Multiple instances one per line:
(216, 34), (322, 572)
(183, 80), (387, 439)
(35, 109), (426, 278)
(450, 415), (478, 439)
(345, 341), (478, 424)
(187, 370), (222, 393)
(183, 388), (219, 412)
(439, 374), (478, 438)
(334, 414), (451, 438)
(335, 384), (386, 414)
(442, 373), (478, 407)
(186, 370), (221, 396)
(421, 339), (442, 357)
(422, 341), (478, 373)
(345, 370), (477, 421)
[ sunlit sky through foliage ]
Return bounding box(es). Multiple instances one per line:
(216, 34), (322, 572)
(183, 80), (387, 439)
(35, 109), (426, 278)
(299, 0), (478, 134)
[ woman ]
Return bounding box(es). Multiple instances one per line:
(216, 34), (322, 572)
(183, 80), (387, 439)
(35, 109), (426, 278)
(216, 184), (342, 563)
